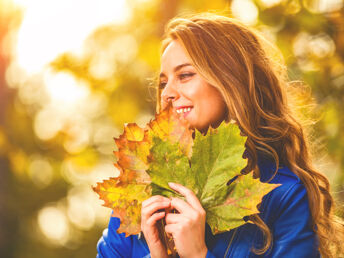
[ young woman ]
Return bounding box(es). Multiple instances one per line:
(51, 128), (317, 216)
(97, 13), (344, 257)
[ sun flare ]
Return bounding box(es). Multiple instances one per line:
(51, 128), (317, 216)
(15, 0), (131, 75)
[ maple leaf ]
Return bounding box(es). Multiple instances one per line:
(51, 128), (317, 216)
(148, 137), (196, 197)
(93, 178), (151, 236)
(147, 102), (193, 158)
(93, 123), (152, 236)
(93, 104), (192, 237)
(114, 123), (151, 182)
(148, 121), (280, 234)
(93, 103), (280, 240)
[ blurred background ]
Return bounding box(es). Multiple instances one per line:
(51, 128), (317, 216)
(0, 0), (343, 257)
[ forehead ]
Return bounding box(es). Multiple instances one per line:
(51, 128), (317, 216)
(160, 41), (190, 70)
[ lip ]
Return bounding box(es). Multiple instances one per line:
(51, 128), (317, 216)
(174, 105), (193, 109)
(182, 109), (192, 118)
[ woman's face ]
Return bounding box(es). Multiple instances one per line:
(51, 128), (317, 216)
(160, 40), (226, 132)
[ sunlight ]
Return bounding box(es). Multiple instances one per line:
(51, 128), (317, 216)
(43, 70), (90, 103)
(15, 0), (131, 74)
(231, 0), (258, 26)
(38, 206), (69, 245)
(259, 0), (283, 8)
(303, 0), (344, 13)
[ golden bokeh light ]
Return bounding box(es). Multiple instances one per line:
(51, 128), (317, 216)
(43, 70), (90, 104)
(61, 158), (118, 186)
(28, 156), (54, 188)
(33, 106), (64, 140)
(92, 122), (119, 155)
(38, 206), (70, 245)
(231, 0), (259, 26)
(63, 123), (91, 154)
(67, 186), (96, 231)
(303, 0), (343, 13)
(89, 52), (117, 80)
(293, 31), (336, 71)
(258, 0), (284, 8)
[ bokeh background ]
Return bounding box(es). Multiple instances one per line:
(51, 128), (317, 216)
(0, 0), (343, 257)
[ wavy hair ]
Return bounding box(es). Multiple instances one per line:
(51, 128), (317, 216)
(154, 12), (344, 257)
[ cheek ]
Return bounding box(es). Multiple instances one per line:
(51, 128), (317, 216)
(182, 86), (199, 101)
(202, 92), (226, 121)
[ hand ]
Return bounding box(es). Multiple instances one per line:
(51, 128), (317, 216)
(165, 182), (208, 258)
(141, 195), (171, 258)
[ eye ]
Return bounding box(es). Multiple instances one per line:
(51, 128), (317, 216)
(179, 73), (195, 80)
(159, 81), (167, 89)
(159, 73), (195, 89)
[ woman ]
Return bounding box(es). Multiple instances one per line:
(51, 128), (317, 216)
(97, 13), (343, 257)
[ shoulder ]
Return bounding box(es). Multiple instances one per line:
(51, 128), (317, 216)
(97, 217), (133, 257)
(253, 159), (320, 257)
(257, 158), (310, 225)
(97, 216), (150, 258)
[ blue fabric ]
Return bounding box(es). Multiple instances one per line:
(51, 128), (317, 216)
(96, 157), (320, 257)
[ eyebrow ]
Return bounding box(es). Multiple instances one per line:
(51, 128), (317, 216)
(159, 63), (192, 78)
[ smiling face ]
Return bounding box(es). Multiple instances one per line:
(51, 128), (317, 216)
(159, 40), (227, 132)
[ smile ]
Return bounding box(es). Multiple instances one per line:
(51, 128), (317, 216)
(176, 107), (192, 114)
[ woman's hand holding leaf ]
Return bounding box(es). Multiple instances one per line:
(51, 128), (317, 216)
(141, 195), (171, 258)
(164, 183), (208, 258)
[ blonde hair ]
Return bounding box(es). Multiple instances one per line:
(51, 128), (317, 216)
(155, 12), (344, 257)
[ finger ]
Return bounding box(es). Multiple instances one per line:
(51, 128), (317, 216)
(146, 211), (165, 227)
(170, 197), (195, 215)
(142, 195), (170, 208)
(164, 223), (175, 234)
(168, 182), (203, 210)
(141, 201), (170, 221)
(165, 212), (184, 224)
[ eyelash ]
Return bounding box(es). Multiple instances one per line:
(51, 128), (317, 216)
(159, 73), (195, 89)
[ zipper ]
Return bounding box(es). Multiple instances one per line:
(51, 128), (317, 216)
(224, 228), (238, 258)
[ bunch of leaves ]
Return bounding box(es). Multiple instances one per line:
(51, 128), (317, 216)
(93, 104), (280, 240)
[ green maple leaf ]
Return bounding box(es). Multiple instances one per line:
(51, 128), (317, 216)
(148, 122), (280, 234)
(148, 137), (195, 197)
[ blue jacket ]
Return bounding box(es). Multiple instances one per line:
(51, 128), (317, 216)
(96, 157), (320, 257)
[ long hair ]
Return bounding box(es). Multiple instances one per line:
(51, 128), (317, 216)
(155, 12), (344, 257)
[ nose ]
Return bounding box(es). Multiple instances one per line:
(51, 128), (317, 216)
(161, 80), (179, 104)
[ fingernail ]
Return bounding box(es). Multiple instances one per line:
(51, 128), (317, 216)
(168, 182), (175, 187)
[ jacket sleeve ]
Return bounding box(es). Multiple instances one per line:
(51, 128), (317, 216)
(265, 182), (320, 258)
(206, 250), (217, 258)
(97, 217), (133, 258)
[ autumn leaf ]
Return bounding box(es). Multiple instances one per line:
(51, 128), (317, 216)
(147, 137), (196, 197)
(93, 104), (191, 236)
(147, 102), (193, 158)
(93, 122), (152, 236)
(148, 122), (280, 234)
(93, 103), (280, 239)
(93, 178), (151, 236)
(114, 123), (151, 177)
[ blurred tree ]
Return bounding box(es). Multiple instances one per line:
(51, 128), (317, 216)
(0, 0), (343, 257)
